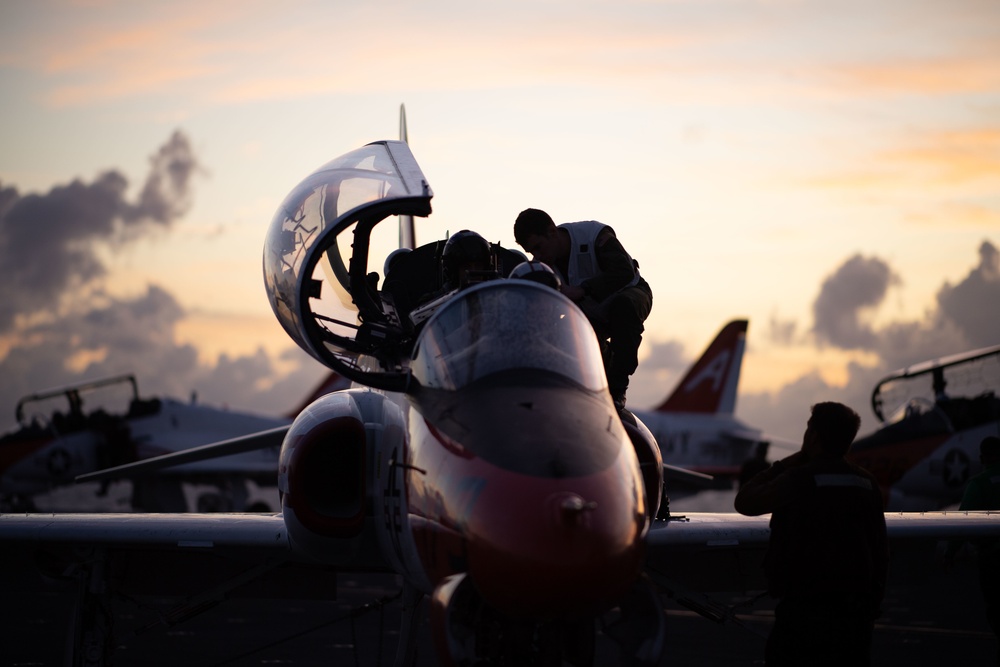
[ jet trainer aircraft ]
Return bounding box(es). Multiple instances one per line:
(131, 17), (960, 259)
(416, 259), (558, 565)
(298, 317), (766, 496)
(0, 372), (347, 512)
(2, 138), (999, 666)
(848, 344), (1000, 510)
(633, 319), (770, 487)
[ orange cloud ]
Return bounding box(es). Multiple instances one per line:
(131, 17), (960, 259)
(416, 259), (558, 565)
(884, 129), (1000, 185)
(906, 202), (1000, 228)
(25, 6), (270, 107)
(805, 127), (1000, 192)
(828, 53), (1000, 96)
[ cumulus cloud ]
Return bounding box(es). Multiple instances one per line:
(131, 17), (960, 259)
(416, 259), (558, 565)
(123, 130), (200, 233)
(639, 338), (689, 374)
(0, 133), (323, 433)
(808, 241), (998, 367)
(740, 238), (999, 441)
(738, 361), (887, 450)
(630, 338), (691, 408)
(0, 285), (325, 433)
(0, 287), (197, 411)
(812, 254), (900, 350)
(767, 313), (798, 346)
(0, 130), (199, 333)
(937, 240), (1000, 349)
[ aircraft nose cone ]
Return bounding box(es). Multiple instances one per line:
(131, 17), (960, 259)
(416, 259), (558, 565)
(466, 472), (645, 619)
(556, 492), (598, 520)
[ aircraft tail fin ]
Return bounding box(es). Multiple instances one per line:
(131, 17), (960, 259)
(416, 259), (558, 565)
(654, 320), (748, 415)
(398, 103), (416, 249)
(284, 372), (351, 418)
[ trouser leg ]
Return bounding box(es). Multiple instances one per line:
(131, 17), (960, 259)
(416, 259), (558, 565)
(606, 296), (644, 407)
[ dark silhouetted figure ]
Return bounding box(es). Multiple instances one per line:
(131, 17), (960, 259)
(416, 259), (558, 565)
(735, 402), (888, 667)
(739, 441), (771, 488)
(957, 435), (1000, 665)
(406, 230), (499, 329)
(440, 230), (498, 291)
(513, 209), (652, 415)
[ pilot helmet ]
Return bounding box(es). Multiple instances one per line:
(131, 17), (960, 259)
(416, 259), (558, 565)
(442, 230), (495, 288)
(383, 247), (412, 280)
(509, 260), (562, 290)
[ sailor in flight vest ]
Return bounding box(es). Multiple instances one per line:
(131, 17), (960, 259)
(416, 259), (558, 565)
(513, 209), (653, 413)
(735, 402), (889, 667)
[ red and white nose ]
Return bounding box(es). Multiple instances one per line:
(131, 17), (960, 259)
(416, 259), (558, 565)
(464, 463), (646, 619)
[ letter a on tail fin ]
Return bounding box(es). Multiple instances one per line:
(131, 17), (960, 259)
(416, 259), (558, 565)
(654, 320), (748, 415)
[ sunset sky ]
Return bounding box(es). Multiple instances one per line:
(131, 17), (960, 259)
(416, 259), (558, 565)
(1, 0), (997, 443)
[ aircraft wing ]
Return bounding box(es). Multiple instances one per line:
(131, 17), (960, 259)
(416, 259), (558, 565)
(648, 513), (770, 548)
(3, 509), (1000, 661)
(5, 510), (998, 586)
(644, 511), (1000, 593)
(0, 512), (358, 628)
(0, 512), (291, 551)
(6, 509), (998, 551)
(647, 510), (1000, 550)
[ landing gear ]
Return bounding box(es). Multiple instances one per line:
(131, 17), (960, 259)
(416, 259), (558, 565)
(393, 583), (424, 667)
(598, 577), (667, 666)
(67, 549), (114, 667)
(430, 574), (665, 666)
(431, 573), (592, 666)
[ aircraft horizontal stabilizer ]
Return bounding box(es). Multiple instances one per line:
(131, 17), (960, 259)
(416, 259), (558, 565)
(663, 463), (714, 487)
(75, 426), (289, 483)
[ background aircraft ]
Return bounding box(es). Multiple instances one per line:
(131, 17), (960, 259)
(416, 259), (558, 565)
(0, 372), (348, 512)
(633, 319), (771, 489)
(848, 344), (1000, 510)
(2, 138), (998, 667)
(0, 105), (407, 516)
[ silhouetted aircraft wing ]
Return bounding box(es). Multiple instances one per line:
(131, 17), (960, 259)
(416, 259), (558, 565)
(5, 509), (997, 567)
(644, 510), (1000, 593)
(0, 512), (291, 550)
(75, 426), (290, 482)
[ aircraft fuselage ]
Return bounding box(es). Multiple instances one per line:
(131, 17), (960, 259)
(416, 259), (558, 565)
(402, 375), (647, 618)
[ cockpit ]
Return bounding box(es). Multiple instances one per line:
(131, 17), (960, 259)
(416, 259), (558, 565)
(263, 141), (433, 390)
(261, 138), (644, 478)
(410, 281), (607, 393)
(261, 140), (554, 394)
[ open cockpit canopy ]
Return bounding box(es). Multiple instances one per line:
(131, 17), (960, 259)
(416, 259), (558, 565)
(872, 344), (1000, 430)
(263, 140), (432, 391)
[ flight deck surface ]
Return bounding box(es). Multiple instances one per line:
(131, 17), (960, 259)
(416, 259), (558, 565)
(2, 492), (993, 666)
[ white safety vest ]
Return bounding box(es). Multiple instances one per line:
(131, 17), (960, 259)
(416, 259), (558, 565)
(558, 221), (641, 290)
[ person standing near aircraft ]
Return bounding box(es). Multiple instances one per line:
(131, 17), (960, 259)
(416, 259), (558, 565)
(734, 401), (888, 667)
(512, 208), (652, 415)
(951, 435), (1000, 664)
